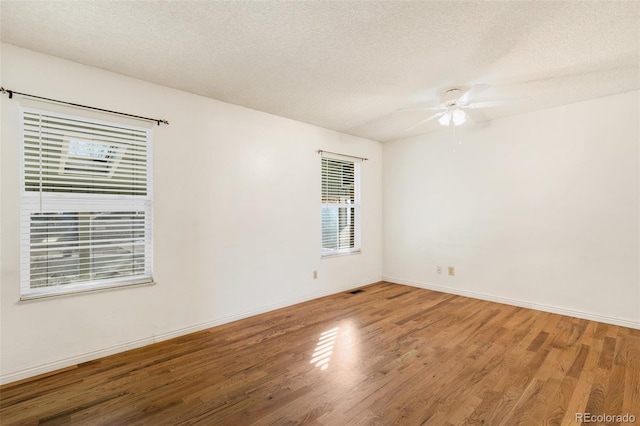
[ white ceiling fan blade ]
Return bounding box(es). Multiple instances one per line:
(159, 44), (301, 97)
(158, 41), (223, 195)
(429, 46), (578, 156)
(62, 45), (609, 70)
(405, 111), (446, 131)
(465, 98), (529, 109)
(458, 84), (490, 104)
(397, 106), (444, 112)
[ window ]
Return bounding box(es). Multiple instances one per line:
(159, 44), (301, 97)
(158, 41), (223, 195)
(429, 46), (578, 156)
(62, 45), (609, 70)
(60, 139), (116, 175)
(321, 156), (361, 256)
(20, 108), (153, 298)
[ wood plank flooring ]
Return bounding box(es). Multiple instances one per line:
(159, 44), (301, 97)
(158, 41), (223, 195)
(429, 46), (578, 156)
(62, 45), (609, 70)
(1, 282), (639, 425)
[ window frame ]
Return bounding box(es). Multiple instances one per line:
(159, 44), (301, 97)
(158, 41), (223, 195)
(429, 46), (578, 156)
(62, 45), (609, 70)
(320, 154), (362, 258)
(19, 107), (154, 300)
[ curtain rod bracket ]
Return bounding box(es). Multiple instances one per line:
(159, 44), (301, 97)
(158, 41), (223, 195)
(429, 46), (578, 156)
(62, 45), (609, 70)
(1, 87), (12, 99)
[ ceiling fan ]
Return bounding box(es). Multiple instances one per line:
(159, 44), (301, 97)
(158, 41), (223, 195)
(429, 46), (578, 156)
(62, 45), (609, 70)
(403, 84), (526, 130)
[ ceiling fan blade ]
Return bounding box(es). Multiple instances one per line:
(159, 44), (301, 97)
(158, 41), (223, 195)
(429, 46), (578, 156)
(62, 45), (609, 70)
(397, 106), (444, 112)
(405, 111), (446, 131)
(458, 84), (491, 104)
(465, 98), (529, 109)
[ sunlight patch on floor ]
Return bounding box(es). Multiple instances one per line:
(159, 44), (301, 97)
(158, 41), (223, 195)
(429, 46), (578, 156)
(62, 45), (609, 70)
(311, 327), (339, 371)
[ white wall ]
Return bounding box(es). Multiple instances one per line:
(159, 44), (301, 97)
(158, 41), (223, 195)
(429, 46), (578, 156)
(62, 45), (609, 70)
(0, 44), (383, 384)
(383, 90), (640, 328)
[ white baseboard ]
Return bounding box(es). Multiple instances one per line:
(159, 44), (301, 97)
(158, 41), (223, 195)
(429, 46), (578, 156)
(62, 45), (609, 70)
(384, 276), (640, 330)
(1, 277), (381, 385)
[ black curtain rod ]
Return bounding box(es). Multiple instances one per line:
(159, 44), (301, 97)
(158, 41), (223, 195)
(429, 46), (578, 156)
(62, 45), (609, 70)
(0, 86), (169, 126)
(316, 149), (368, 161)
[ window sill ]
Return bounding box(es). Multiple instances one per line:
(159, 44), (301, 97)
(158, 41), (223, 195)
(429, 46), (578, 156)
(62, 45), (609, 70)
(321, 250), (362, 259)
(19, 279), (156, 302)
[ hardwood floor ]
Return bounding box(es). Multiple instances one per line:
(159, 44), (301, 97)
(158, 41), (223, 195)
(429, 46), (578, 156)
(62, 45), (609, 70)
(1, 282), (639, 425)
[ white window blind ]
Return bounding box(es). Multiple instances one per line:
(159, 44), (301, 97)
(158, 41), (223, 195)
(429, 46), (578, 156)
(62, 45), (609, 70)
(20, 108), (153, 298)
(321, 155), (361, 256)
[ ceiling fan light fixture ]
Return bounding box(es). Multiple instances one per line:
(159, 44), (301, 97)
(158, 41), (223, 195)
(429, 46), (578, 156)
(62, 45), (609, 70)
(437, 108), (466, 126)
(438, 111), (452, 126)
(452, 108), (467, 126)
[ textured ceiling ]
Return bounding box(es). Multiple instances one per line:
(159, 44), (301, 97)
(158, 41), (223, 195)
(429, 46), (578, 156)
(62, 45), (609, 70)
(1, 1), (639, 142)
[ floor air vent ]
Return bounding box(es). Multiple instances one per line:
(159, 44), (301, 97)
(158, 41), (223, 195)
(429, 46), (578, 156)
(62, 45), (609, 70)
(349, 289), (365, 295)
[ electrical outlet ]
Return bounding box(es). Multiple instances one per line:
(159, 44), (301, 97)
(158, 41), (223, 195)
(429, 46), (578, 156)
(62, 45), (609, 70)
(313, 270), (318, 279)
(448, 266), (455, 276)
(436, 266), (442, 275)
